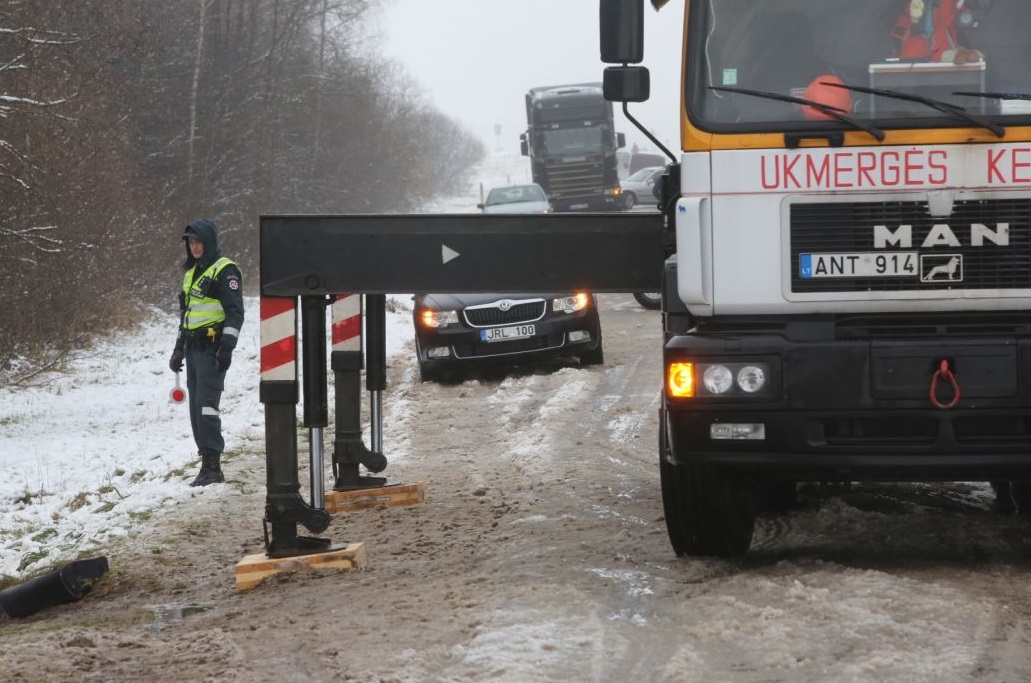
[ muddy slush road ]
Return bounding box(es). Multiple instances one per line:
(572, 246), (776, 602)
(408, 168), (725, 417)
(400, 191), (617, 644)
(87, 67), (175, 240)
(3, 294), (1031, 683)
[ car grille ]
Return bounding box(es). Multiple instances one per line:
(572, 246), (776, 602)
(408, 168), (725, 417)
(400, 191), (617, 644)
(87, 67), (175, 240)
(463, 299), (547, 327)
(789, 198), (1031, 293)
(453, 335), (565, 359)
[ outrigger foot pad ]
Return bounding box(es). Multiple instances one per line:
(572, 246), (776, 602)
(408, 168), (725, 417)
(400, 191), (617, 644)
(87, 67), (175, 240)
(333, 475), (389, 491)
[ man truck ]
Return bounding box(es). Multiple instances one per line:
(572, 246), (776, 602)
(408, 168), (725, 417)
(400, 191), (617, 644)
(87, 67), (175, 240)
(254, 0), (1031, 559)
(520, 82), (626, 212)
(601, 0), (1031, 555)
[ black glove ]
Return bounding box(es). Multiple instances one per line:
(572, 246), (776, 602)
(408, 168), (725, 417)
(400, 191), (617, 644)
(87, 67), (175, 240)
(215, 345), (233, 373)
(169, 347), (185, 373)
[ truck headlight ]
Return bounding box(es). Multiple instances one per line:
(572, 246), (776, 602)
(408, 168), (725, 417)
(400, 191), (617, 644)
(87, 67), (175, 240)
(666, 360), (773, 399)
(703, 365), (733, 394)
(737, 365), (766, 393)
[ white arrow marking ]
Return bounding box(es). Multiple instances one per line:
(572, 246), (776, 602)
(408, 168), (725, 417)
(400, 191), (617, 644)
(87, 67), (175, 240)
(442, 244), (460, 265)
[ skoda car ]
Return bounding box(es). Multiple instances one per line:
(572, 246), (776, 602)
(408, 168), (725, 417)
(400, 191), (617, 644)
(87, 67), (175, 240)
(413, 292), (604, 382)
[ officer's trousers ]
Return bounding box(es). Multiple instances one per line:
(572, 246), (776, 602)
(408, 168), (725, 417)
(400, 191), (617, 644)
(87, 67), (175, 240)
(185, 344), (226, 456)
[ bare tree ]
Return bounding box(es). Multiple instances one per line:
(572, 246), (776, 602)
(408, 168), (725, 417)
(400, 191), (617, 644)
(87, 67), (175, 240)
(0, 0), (485, 382)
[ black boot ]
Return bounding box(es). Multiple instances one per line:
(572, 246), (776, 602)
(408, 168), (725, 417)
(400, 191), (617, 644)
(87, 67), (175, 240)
(190, 452), (225, 487)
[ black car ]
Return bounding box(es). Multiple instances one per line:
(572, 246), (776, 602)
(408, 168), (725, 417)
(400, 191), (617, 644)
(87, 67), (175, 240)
(413, 291), (604, 381)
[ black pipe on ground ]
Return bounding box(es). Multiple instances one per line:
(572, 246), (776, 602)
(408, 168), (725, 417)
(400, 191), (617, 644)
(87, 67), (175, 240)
(0, 556), (109, 619)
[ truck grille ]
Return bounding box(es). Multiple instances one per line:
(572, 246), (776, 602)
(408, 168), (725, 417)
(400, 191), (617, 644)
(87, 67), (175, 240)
(463, 299), (547, 327)
(790, 198), (1031, 293)
(543, 158), (606, 200)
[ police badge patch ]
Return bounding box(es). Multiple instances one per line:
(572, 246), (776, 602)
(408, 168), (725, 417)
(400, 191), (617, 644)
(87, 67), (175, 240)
(228, 278), (240, 290)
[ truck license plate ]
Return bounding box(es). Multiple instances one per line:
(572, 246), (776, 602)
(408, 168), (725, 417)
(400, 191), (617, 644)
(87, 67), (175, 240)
(481, 324), (535, 342)
(799, 252), (917, 278)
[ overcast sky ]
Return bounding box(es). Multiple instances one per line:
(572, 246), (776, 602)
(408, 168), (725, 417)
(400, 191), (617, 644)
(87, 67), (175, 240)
(376, 0), (684, 157)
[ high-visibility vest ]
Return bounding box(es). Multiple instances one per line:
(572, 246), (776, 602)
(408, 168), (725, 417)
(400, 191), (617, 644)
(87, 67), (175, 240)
(181, 257), (238, 330)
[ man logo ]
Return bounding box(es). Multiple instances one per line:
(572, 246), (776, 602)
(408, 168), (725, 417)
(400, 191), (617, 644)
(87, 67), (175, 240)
(921, 254), (963, 283)
(874, 223), (1010, 249)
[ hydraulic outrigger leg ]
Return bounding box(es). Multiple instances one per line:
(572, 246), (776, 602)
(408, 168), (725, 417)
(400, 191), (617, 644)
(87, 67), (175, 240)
(260, 296), (331, 558)
(332, 293), (389, 490)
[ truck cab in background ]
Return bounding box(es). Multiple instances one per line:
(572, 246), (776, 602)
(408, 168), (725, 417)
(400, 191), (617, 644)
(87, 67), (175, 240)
(602, 0), (1031, 556)
(520, 83), (626, 212)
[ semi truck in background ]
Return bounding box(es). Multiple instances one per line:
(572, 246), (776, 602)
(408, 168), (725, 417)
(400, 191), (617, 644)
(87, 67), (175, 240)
(601, 0), (1031, 556)
(520, 83), (626, 212)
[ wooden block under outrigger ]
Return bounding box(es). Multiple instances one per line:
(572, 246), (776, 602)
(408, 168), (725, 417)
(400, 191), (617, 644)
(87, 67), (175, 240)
(234, 542), (366, 591)
(323, 481), (428, 514)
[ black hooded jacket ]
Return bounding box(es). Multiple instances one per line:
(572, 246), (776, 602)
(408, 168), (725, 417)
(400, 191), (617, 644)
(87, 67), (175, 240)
(178, 218), (245, 350)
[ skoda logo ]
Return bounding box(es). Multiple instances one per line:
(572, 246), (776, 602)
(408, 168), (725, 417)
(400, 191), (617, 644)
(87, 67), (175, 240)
(498, 300), (512, 311)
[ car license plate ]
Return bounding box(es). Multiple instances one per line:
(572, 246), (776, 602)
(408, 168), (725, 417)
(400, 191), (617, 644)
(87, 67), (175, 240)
(481, 324), (535, 342)
(799, 252), (918, 278)
(569, 203), (588, 210)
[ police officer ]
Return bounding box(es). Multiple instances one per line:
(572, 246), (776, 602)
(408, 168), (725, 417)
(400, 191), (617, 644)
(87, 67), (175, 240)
(168, 218), (244, 487)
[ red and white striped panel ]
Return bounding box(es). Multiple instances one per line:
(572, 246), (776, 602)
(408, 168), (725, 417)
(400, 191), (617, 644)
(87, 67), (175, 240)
(260, 296), (297, 382)
(331, 294), (362, 353)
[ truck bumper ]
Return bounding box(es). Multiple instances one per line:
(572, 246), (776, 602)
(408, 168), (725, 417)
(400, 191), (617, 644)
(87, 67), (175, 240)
(664, 329), (1031, 481)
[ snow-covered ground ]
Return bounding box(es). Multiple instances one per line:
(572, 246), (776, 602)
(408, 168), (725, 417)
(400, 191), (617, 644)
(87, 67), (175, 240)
(0, 153), (528, 580)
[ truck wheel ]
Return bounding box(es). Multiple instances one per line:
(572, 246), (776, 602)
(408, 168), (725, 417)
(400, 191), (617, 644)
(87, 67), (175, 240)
(659, 416), (756, 557)
(761, 480), (799, 514)
(633, 292), (662, 310)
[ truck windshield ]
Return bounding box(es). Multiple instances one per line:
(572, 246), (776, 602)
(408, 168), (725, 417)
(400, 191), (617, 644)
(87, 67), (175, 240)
(539, 126), (606, 155)
(688, 0), (1031, 132)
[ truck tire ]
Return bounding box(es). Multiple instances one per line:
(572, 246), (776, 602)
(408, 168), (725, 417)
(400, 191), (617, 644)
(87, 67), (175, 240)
(659, 414), (756, 557)
(633, 292), (662, 310)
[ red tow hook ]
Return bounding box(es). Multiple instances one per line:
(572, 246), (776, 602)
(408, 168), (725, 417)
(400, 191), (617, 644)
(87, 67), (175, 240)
(929, 358), (961, 409)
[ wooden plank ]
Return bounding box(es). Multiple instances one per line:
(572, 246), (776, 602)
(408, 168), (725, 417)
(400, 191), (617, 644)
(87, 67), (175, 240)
(324, 481), (428, 514)
(234, 542), (366, 591)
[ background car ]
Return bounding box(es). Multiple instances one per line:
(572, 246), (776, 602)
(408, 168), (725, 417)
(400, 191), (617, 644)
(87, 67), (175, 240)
(413, 291), (604, 382)
(633, 291), (662, 309)
(619, 165), (663, 210)
(477, 183), (551, 214)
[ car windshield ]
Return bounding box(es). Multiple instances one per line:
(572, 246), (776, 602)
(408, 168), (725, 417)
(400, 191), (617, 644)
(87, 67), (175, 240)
(485, 185), (546, 206)
(689, 0), (1031, 132)
(626, 166), (662, 182)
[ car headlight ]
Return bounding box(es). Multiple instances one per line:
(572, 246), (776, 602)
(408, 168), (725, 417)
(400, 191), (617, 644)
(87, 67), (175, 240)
(552, 292), (590, 313)
(419, 309), (459, 329)
(666, 361), (772, 398)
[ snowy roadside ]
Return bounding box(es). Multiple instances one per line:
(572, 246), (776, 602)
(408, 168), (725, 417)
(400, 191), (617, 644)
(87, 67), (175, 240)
(0, 297), (416, 579)
(0, 153), (524, 581)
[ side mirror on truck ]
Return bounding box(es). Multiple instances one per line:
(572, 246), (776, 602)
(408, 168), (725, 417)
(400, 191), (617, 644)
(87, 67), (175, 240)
(599, 0), (644, 64)
(604, 65), (650, 103)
